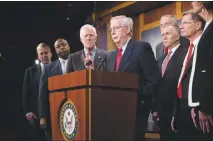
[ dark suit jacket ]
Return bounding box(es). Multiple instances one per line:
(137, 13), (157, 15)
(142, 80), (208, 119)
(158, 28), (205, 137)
(156, 36), (190, 60)
(152, 45), (187, 121)
(22, 65), (42, 116)
(38, 59), (63, 119)
(192, 20), (213, 115)
(108, 39), (161, 104)
(67, 48), (108, 72)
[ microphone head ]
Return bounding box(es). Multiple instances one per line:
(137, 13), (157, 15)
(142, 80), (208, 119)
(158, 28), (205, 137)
(85, 60), (92, 66)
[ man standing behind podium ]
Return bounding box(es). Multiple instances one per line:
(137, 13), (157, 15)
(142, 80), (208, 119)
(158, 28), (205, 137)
(38, 38), (70, 141)
(107, 15), (161, 141)
(67, 24), (108, 72)
(22, 43), (52, 141)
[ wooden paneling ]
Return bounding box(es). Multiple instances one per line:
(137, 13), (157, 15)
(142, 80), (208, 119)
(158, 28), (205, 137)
(182, 2), (192, 13)
(144, 2), (176, 25)
(132, 15), (140, 40)
(97, 2), (137, 18)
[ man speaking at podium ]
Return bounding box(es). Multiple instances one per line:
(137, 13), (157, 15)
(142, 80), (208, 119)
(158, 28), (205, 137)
(67, 24), (108, 72)
(107, 15), (161, 141)
(38, 38), (71, 141)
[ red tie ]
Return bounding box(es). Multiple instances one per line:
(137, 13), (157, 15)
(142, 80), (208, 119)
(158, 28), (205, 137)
(161, 50), (172, 76)
(164, 46), (169, 55)
(177, 43), (194, 99)
(116, 48), (123, 71)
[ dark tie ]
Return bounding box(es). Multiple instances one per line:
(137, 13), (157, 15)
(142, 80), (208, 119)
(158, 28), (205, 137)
(177, 43), (194, 99)
(116, 48), (123, 72)
(161, 50), (172, 76)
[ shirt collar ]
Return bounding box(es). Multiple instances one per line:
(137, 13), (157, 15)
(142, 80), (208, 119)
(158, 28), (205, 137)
(84, 47), (96, 57)
(169, 43), (180, 53)
(40, 62), (44, 67)
(192, 35), (202, 47)
(121, 37), (131, 54)
(59, 57), (67, 63)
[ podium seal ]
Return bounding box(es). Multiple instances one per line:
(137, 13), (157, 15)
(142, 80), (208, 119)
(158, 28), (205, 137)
(60, 100), (78, 141)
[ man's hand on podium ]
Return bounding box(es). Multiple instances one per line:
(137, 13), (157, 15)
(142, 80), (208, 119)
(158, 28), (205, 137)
(26, 112), (37, 125)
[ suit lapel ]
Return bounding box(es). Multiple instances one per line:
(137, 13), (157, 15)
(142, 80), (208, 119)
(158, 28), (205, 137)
(36, 65), (41, 83)
(118, 39), (133, 72)
(93, 48), (102, 69)
(163, 45), (182, 77)
(110, 50), (118, 72)
(52, 59), (63, 75)
(157, 55), (166, 73)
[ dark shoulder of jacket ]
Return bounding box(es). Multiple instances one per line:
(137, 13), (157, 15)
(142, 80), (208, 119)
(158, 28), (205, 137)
(180, 36), (190, 48)
(71, 50), (82, 57)
(97, 48), (107, 55)
(26, 65), (38, 72)
(133, 39), (152, 50)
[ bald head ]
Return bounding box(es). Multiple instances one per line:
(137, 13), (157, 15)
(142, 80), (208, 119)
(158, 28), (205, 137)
(54, 38), (70, 59)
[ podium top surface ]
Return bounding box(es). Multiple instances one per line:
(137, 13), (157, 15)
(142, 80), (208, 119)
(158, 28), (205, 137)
(48, 70), (138, 91)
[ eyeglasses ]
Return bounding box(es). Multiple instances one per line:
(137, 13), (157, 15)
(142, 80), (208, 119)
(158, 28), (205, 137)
(109, 26), (127, 32)
(179, 21), (197, 26)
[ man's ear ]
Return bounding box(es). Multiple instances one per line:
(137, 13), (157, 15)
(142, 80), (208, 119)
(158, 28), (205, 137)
(196, 21), (202, 31)
(126, 27), (131, 34)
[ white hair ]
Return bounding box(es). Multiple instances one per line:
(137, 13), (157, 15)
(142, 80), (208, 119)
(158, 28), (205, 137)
(80, 24), (97, 38)
(160, 15), (177, 26)
(110, 15), (134, 32)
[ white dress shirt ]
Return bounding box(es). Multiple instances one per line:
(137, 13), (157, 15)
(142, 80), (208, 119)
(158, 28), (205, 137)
(59, 58), (68, 74)
(120, 37), (131, 55)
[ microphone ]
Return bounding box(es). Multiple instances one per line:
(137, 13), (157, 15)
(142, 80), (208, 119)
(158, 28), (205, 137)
(96, 56), (107, 70)
(76, 60), (93, 71)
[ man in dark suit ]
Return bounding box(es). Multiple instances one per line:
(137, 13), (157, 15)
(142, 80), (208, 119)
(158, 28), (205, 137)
(189, 1), (213, 135)
(152, 25), (187, 141)
(67, 24), (108, 71)
(22, 43), (52, 141)
(156, 15), (190, 60)
(172, 12), (206, 141)
(107, 15), (161, 141)
(38, 38), (70, 141)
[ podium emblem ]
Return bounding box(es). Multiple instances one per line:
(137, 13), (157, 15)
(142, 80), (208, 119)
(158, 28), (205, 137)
(60, 100), (78, 141)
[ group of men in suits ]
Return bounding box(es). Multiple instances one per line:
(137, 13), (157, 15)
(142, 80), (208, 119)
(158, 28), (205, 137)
(22, 2), (213, 141)
(22, 16), (161, 141)
(152, 1), (213, 141)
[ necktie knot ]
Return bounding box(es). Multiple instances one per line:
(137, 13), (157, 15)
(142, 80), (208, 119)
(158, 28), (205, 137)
(168, 50), (173, 55)
(119, 48), (123, 53)
(164, 46), (169, 54)
(190, 43), (194, 48)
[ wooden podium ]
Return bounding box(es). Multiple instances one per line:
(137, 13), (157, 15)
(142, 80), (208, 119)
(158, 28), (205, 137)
(48, 70), (138, 141)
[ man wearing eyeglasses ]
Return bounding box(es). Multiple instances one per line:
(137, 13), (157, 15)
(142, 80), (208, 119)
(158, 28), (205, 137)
(171, 12), (206, 141)
(67, 24), (108, 72)
(38, 38), (71, 141)
(107, 15), (161, 141)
